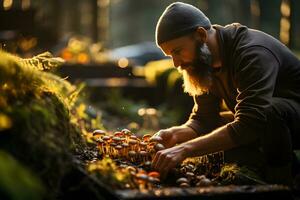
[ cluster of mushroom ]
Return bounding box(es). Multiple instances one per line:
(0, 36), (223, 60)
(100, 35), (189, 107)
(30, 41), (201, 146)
(175, 151), (224, 187)
(176, 163), (214, 187)
(195, 151), (224, 177)
(87, 157), (161, 190)
(122, 165), (161, 190)
(92, 129), (165, 164)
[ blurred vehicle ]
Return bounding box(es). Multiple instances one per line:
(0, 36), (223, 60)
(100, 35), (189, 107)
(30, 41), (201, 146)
(109, 42), (168, 66)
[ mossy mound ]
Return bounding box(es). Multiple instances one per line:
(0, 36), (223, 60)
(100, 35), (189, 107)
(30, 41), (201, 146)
(217, 164), (266, 185)
(0, 51), (91, 199)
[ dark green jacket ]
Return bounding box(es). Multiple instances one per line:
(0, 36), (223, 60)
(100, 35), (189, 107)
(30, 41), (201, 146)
(185, 23), (300, 145)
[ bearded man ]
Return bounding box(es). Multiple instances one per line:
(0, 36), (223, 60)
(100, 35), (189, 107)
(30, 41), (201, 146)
(151, 2), (300, 185)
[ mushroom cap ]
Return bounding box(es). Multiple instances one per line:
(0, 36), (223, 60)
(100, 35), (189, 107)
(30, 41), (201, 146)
(126, 166), (137, 172)
(112, 136), (122, 142)
(148, 171), (160, 178)
(196, 175), (206, 180)
(196, 178), (212, 187)
(128, 151), (137, 156)
(142, 134), (151, 141)
(110, 142), (117, 147)
(130, 135), (137, 140)
(119, 164), (128, 168)
(92, 129), (106, 136)
(186, 164), (194, 171)
(129, 139), (137, 145)
(140, 142), (147, 146)
(102, 136), (110, 141)
(121, 129), (132, 135)
(139, 151), (148, 156)
(186, 172), (195, 178)
(176, 177), (189, 184)
(114, 131), (124, 137)
(136, 173), (148, 181)
(122, 143), (129, 147)
(115, 145), (123, 150)
(144, 161), (152, 166)
(179, 182), (190, 187)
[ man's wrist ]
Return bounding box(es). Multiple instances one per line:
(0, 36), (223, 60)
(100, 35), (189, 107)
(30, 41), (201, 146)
(181, 142), (194, 158)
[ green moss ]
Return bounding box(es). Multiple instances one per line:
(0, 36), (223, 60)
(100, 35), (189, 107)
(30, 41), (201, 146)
(0, 151), (45, 200)
(218, 164), (266, 185)
(0, 50), (91, 198)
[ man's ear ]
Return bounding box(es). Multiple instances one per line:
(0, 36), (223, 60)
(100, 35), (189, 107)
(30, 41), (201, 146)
(194, 27), (208, 43)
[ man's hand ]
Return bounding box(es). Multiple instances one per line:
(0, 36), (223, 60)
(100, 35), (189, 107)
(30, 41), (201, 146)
(150, 125), (198, 148)
(150, 128), (177, 148)
(150, 125), (238, 179)
(152, 144), (188, 179)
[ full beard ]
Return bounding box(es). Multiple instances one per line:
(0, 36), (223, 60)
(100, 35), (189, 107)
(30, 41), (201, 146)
(179, 42), (213, 96)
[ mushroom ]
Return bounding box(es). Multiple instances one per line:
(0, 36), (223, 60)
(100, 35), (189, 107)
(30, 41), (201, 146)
(130, 135), (137, 140)
(196, 178), (212, 187)
(146, 177), (155, 190)
(114, 131), (124, 138)
(119, 164), (128, 168)
(139, 142), (147, 151)
(92, 130), (106, 142)
(142, 134), (151, 142)
(148, 176), (160, 189)
(121, 128), (131, 135)
(121, 128), (131, 134)
(126, 166), (137, 175)
(115, 145), (123, 159)
(179, 182), (190, 187)
(139, 150), (148, 163)
(96, 138), (104, 155)
(186, 164), (195, 171)
(122, 129), (132, 142)
(92, 129), (106, 137)
(176, 177), (189, 185)
(186, 172), (195, 181)
(122, 143), (129, 158)
(148, 177), (160, 184)
(110, 142), (117, 158)
(128, 150), (137, 163)
(148, 171), (160, 179)
(128, 139), (137, 151)
(112, 136), (122, 145)
(196, 175), (207, 181)
(102, 136), (110, 154)
(135, 173), (149, 190)
(147, 142), (157, 159)
(143, 161), (152, 170)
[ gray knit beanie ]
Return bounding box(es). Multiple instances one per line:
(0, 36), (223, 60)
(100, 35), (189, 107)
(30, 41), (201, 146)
(155, 2), (211, 45)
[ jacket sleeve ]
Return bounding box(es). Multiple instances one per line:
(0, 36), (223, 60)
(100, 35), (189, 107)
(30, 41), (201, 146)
(226, 46), (279, 145)
(185, 93), (222, 136)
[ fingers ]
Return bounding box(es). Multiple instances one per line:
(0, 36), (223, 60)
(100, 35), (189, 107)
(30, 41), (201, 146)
(152, 150), (161, 169)
(157, 154), (174, 179)
(152, 149), (180, 179)
(150, 129), (172, 147)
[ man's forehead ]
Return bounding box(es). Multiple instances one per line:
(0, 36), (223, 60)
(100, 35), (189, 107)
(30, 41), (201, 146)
(159, 43), (177, 56)
(159, 36), (191, 55)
